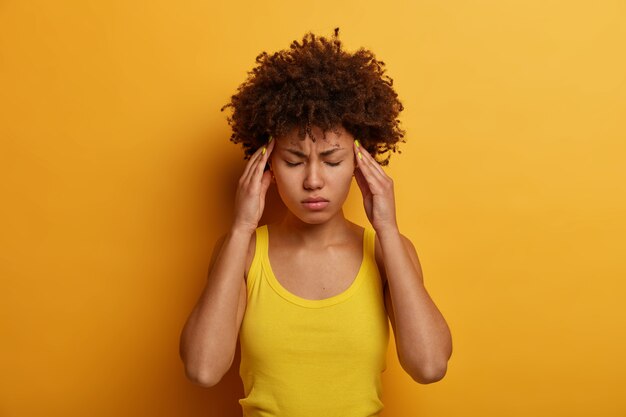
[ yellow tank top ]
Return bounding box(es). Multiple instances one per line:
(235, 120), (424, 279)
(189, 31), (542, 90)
(238, 224), (390, 417)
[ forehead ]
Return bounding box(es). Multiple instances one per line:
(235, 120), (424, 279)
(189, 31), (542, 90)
(279, 126), (353, 150)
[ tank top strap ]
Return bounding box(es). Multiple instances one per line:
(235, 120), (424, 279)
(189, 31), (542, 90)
(362, 227), (381, 290)
(246, 225), (269, 290)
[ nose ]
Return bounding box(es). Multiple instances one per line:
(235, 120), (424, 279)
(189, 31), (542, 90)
(303, 162), (324, 190)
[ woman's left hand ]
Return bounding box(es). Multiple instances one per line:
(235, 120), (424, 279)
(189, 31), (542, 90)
(353, 140), (398, 233)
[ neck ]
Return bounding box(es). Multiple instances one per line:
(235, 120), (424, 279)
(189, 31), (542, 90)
(275, 210), (352, 248)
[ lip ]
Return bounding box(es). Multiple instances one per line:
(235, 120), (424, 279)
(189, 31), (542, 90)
(301, 197), (329, 211)
(302, 197), (329, 203)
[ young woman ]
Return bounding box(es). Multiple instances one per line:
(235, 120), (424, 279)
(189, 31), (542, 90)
(179, 28), (452, 416)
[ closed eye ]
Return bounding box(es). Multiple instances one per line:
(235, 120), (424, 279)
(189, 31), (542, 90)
(284, 160), (342, 167)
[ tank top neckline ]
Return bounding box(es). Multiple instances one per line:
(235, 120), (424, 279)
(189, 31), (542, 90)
(258, 224), (372, 308)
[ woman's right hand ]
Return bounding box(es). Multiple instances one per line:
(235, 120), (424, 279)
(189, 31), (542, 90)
(232, 138), (275, 234)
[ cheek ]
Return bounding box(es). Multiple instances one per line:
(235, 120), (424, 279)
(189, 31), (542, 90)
(272, 168), (295, 194)
(334, 165), (355, 188)
(272, 164), (289, 181)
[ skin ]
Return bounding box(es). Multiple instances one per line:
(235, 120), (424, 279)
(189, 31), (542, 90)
(263, 126), (367, 298)
(179, 124), (453, 387)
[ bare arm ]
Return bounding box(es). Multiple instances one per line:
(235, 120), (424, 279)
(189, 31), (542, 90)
(179, 229), (251, 387)
(179, 138), (275, 387)
(353, 139), (452, 384)
(379, 231), (452, 384)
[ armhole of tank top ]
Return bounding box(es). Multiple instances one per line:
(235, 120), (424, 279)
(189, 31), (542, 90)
(245, 225), (265, 292)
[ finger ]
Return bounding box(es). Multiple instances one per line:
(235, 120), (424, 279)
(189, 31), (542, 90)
(354, 168), (372, 198)
(354, 142), (385, 190)
(263, 136), (276, 162)
(250, 137), (275, 182)
(242, 139), (273, 186)
(259, 170), (272, 201)
(241, 143), (268, 183)
(359, 152), (392, 197)
(353, 140), (376, 172)
(357, 143), (387, 178)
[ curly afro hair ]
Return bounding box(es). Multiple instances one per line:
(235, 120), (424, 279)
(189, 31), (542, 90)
(220, 28), (406, 165)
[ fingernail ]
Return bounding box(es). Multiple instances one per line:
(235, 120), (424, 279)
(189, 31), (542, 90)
(358, 152), (362, 160)
(268, 136), (273, 143)
(354, 139), (360, 148)
(262, 147), (267, 155)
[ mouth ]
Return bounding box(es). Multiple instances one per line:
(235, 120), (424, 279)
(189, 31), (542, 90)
(301, 197), (329, 211)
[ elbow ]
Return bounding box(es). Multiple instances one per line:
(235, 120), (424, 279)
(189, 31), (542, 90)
(183, 362), (226, 388)
(179, 338), (231, 388)
(180, 350), (229, 388)
(406, 337), (453, 384)
(414, 363), (448, 384)
(404, 359), (449, 385)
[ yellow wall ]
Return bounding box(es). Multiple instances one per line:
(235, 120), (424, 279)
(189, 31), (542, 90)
(1, 1), (625, 416)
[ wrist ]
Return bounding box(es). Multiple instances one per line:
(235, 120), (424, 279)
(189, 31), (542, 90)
(373, 222), (399, 238)
(230, 222), (257, 237)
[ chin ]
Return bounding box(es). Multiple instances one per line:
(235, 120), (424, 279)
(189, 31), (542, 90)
(284, 204), (339, 225)
(292, 211), (333, 225)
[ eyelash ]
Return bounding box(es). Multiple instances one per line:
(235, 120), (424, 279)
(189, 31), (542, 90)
(285, 161), (342, 167)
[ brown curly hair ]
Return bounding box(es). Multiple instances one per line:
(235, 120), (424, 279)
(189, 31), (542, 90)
(220, 28), (406, 165)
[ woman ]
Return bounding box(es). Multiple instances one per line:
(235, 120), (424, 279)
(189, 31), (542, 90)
(179, 28), (452, 417)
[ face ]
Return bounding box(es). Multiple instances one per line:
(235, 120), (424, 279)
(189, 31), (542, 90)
(269, 125), (356, 225)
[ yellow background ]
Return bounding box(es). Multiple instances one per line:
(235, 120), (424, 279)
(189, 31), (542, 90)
(1, 0), (625, 416)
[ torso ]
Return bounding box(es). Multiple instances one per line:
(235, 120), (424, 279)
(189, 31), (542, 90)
(244, 222), (387, 299)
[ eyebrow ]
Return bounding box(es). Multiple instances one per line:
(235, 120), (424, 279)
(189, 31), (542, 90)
(283, 148), (344, 158)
